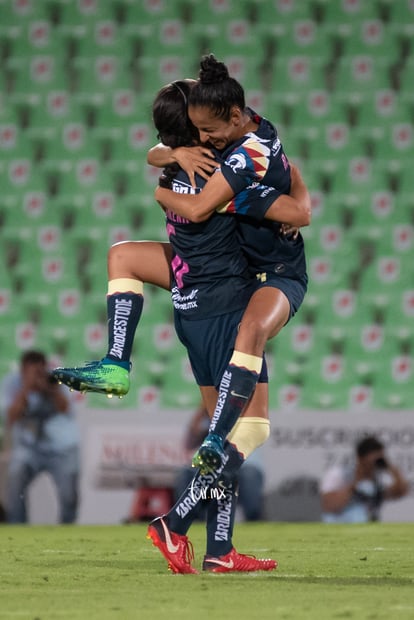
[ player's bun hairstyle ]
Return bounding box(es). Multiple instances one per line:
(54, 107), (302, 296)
(189, 54), (246, 121)
(152, 79), (198, 188)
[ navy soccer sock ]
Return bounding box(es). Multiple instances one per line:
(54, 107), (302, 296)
(166, 441), (244, 535)
(205, 477), (238, 557)
(209, 351), (262, 440)
(105, 282), (144, 367)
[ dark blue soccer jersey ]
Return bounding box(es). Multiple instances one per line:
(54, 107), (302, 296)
(166, 169), (253, 319)
(220, 109), (308, 280)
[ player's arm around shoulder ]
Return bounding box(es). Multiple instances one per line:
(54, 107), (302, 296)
(147, 144), (216, 187)
(155, 168), (234, 223)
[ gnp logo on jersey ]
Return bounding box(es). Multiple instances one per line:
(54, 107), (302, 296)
(226, 153), (247, 173)
(171, 180), (197, 194)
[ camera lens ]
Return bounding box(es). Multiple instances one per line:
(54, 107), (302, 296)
(375, 457), (387, 469)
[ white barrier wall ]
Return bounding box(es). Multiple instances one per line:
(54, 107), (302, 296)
(23, 406), (414, 524)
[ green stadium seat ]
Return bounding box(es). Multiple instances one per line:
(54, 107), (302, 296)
(48, 155), (104, 212)
(300, 122), (368, 167)
(327, 156), (387, 196)
(41, 122), (102, 175)
(56, 0), (116, 39)
(160, 356), (200, 409)
(119, 0), (188, 41)
(253, 0), (315, 40)
(270, 55), (328, 96)
(205, 53), (266, 92)
(275, 20), (334, 61)
(24, 91), (85, 146)
(383, 0), (414, 37)
(89, 89), (150, 145)
(395, 160), (414, 210)
(396, 55), (414, 103)
(359, 256), (414, 316)
(201, 20), (261, 65)
(337, 19), (402, 65)
(140, 18), (201, 58)
(105, 124), (153, 175)
(318, 0), (381, 35)
(370, 122), (413, 172)
(6, 18), (65, 60)
(0, 122), (39, 171)
(332, 54), (392, 97)
(347, 188), (397, 239)
(189, 0), (253, 23)
(137, 53), (198, 94)
(71, 17), (133, 57)
(0, 157), (35, 215)
(300, 352), (360, 410)
(111, 161), (166, 212)
(72, 54), (135, 105)
(353, 89), (411, 151)
(372, 353), (413, 409)
(7, 54), (70, 106)
(55, 320), (108, 366)
(381, 289), (414, 347)
(373, 380), (412, 410)
(286, 89), (350, 131)
(0, 0), (50, 32)
(374, 222), (414, 259)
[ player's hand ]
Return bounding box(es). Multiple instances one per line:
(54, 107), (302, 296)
(173, 146), (217, 187)
(281, 224), (300, 239)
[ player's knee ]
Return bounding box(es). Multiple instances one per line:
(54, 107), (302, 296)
(227, 417), (270, 459)
(237, 321), (268, 352)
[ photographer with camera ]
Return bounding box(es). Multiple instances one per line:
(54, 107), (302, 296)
(320, 435), (409, 523)
(0, 350), (79, 523)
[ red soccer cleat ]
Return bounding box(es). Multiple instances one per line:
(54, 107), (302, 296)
(202, 547), (277, 573)
(147, 517), (198, 574)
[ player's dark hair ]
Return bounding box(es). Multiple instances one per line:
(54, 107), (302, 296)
(189, 54), (246, 121)
(21, 350), (47, 366)
(152, 79), (198, 149)
(152, 79), (198, 188)
(356, 436), (384, 458)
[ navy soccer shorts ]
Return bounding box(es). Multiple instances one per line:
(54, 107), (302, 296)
(253, 272), (308, 321)
(174, 308), (268, 388)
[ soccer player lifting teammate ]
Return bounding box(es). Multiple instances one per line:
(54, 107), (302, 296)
(154, 55), (309, 475)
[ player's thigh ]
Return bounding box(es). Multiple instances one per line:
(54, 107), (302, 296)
(108, 240), (172, 289)
(236, 287), (290, 353)
(241, 382), (268, 419)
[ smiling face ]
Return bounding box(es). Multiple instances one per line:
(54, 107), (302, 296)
(188, 104), (244, 149)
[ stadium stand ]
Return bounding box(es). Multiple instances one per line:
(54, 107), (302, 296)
(0, 0), (412, 411)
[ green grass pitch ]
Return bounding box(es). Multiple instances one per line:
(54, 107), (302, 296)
(1, 522), (413, 620)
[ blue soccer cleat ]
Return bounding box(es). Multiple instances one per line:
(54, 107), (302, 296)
(192, 432), (226, 474)
(52, 360), (130, 397)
